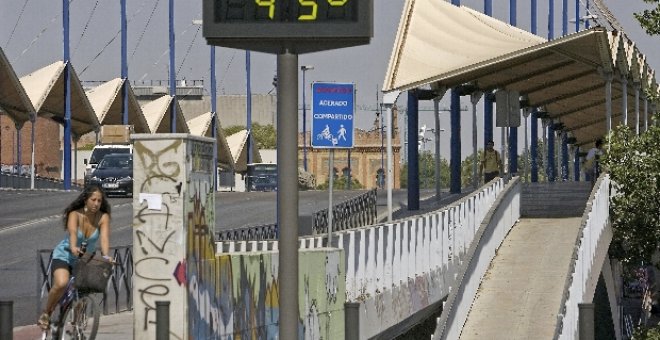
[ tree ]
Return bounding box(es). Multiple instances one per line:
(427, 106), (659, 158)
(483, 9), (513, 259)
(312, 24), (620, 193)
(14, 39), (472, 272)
(603, 123), (660, 266)
(316, 176), (363, 190)
(223, 123), (277, 149)
(634, 0), (660, 35)
(400, 152), (450, 189)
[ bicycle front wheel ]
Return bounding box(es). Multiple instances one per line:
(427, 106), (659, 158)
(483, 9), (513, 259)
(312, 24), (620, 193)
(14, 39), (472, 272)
(59, 296), (100, 340)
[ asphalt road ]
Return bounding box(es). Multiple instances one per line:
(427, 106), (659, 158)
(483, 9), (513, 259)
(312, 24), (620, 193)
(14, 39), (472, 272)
(0, 188), (406, 327)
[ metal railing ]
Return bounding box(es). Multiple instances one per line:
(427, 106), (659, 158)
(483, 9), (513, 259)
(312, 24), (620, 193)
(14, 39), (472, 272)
(216, 189), (378, 241)
(312, 188), (377, 235)
(216, 223), (278, 241)
(555, 174), (612, 340)
(37, 245), (133, 316)
(1, 173), (83, 190)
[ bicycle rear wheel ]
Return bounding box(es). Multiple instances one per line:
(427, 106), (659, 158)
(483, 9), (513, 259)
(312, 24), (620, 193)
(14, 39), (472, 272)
(58, 296), (100, 340)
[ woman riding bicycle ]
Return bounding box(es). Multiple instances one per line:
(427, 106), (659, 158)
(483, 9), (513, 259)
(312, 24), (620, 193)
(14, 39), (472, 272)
(38, 184), (112, 330)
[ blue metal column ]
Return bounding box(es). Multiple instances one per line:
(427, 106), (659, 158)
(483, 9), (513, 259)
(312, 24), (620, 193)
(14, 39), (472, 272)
(509, 0), (518, 175)
(450, 90), (461, 194)
(585, 0), (590, 29)
(531, 109), (538, 182)
(484, 0), (493, 149)
(547, 0), (555, 183)
(302, 69), (308, 171)
(15, 124), (21, 174)
(510, 0), (516, 25)
(561, 132), (568, 181)
(246, 51), (252, 165)
(62, 0), (71, 189)
(575, 0), (580, 32)
(211, 46), (218, 190)
(562, 0), (568, 36)
(484, 94), (493, 148)
(549, 0), (555, 39)
(407, 91), (419, 210)
(530, 0), (538, 182)
(547, 124), (555, 182)
(168, 0), (176, 132)
(121, 0), (128, 125)
(574, 147), (580, 181)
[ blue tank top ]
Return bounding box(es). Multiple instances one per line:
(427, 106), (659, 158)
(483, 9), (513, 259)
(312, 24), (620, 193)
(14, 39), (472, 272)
(52, 214), (101, 265)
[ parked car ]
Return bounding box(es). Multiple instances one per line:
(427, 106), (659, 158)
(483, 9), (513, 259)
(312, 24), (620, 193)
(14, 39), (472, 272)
(86, 153), (133, 197)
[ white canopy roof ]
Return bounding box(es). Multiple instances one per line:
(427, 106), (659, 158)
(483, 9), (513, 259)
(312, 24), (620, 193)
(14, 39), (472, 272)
(141, 95), (189, 134)
(19, 61), (99, 137)
(383, 0), (659, 146)
(226, 129), (262, 173)
(86, 78), (150, 133)
(186, 112), (234, 170)
(0, 47), (34, 124)
(384, 0), (545, 92)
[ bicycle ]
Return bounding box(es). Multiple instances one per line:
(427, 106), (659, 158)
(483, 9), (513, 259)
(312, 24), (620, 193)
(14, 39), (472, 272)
(41, 273), (101, 340)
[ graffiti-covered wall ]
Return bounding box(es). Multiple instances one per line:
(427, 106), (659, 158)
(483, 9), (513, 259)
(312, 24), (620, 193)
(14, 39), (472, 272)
(132, 133), (346, 339)
(191, 250), (346, 339)
(132, 134), (215, 340)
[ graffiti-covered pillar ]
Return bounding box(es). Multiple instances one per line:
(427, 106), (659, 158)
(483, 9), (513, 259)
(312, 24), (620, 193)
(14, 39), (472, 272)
(131, 133), (215, 340)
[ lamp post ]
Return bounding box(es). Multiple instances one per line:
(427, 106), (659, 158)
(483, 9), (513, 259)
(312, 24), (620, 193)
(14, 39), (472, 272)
(301, 65), (314, 171)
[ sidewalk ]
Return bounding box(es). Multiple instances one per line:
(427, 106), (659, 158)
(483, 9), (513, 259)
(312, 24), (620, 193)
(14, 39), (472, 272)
(13, 310), (133, 340)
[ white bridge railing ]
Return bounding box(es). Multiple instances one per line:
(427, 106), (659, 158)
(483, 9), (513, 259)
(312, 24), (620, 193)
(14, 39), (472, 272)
(215, 178), (508, 339)
(557, 174), (612, 340)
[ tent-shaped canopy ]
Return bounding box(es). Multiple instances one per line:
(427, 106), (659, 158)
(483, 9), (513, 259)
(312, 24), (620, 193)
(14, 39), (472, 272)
(19, 61), (99, 137)
(86, 78), (151, 133)
(0, 47), (34, 124)
(141, 95), (189, 134)
(226, 129), (262, 173)
(384, 0), (546, 92)
(186, 112), (234, 170)
(384, 0), (659, 147)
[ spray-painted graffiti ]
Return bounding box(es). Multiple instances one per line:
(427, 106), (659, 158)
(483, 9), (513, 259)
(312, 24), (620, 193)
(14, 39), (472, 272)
(133, 139), (186, 340)
(133, 136), (347, 340)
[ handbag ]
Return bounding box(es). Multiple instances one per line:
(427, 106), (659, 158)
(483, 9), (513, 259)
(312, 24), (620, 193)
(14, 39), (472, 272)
(73, 253), (113, 293)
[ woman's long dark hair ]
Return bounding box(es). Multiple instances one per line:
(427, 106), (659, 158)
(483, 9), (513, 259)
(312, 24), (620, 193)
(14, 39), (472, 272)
(62, 185), (111, 228)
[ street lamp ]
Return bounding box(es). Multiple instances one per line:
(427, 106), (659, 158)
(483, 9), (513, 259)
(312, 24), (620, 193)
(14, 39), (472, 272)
(301, 65), (314, 171)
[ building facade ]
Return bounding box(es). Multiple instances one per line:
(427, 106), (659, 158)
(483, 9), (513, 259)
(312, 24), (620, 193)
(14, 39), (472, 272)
(0, 113), (61, 177)
(299, 109), (401, 190)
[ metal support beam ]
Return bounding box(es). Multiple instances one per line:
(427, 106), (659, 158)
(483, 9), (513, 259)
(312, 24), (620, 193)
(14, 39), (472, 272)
(383, 90), (401, 222)
(548, 123), (556, 182)
(484, 92), (494, 148)
(277, 51), (299, 340)
(407, 91), (419, 210)
(531, 108), (538, 182)
(471, 91), (482, 187)
(450, 89), (461, 194)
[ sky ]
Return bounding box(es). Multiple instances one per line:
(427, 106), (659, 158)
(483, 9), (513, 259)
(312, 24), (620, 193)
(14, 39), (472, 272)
(1, 0), (658, 159)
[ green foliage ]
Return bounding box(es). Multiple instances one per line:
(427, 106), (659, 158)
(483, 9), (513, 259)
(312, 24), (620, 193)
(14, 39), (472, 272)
(223, 125), (244, 137)
(603, 125), (660, 266)
(633, 324), (660, 340)
(316, 176), (363, 190)
(79, 143), (95, 151)
(223, 123), (277, 149)
(400, 151), (450, 189)
(460, 151), (481, 187)
(635, 0), (660, 35)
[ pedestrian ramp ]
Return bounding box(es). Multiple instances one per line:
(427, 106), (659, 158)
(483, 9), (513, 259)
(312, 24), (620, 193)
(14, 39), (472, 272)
(459, 217), (582, 339)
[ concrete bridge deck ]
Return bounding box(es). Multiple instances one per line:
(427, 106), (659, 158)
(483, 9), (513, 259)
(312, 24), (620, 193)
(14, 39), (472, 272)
(460, 217), (582, 339)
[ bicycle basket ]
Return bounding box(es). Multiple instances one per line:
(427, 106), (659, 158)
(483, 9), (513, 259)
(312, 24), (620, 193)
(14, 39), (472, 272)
(73, 254), (112, 293)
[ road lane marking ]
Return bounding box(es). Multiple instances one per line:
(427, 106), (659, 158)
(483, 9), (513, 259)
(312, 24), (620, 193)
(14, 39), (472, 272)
(0, 202), (132, 234)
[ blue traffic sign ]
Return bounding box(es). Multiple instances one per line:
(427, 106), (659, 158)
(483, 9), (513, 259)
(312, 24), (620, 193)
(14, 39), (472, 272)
(311, 82), (355, 149)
